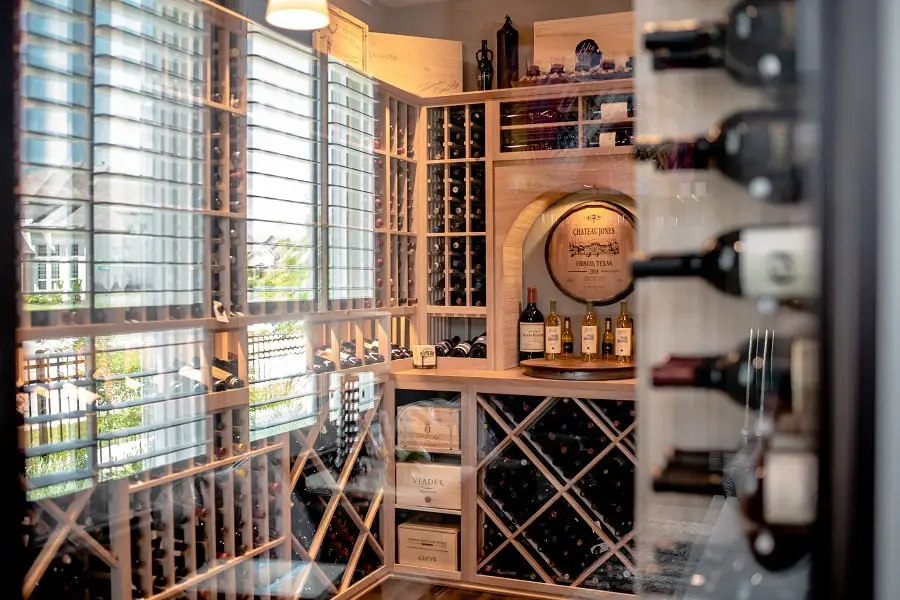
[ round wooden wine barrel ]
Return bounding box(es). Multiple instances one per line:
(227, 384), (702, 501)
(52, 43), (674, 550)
(544, 201), (636, 305)
(521, 357), (635, 380)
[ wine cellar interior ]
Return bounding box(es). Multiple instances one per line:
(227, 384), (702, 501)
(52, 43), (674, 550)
(12, 1), (826, 600)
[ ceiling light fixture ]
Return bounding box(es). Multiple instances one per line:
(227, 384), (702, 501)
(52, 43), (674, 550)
(266, 0), (331, 31)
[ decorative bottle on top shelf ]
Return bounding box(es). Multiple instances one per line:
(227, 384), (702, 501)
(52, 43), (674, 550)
(631, 225), (818, 301)
(615, 301), (634, 363)
(477, 40), (495, 91)
(518, 287), (545, 361)
(633, 109), (804, 203)
(581, 301), (599, 361)
(562, 317), (575, 357)
(544, 300), (562, 360)
(496, 16), (519, 89)
(602, 317), (615, 359)
(643, 0), (796, 88)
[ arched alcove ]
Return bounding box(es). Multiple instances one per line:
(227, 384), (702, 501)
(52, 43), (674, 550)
(490, 155), (635, 369)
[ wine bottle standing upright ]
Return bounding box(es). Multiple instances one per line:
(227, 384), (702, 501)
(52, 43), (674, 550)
(643, 0), (797, 88)
(615, 301), (634, 363)
(581, 301), (599, 361)
(476, 40), (494, 91)
(562, 317), (575, 357)
(496, 16), (519, 89)
(545, 300), (562, 359)
(602, 317), (615, 359)
(631, 225), (818, 301)
(633, 109), (804, 203)
(518, 287), (545, 361)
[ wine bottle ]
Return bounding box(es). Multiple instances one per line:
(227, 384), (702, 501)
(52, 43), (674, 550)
(615, 301), (634, 363)
(435, 337), (459, 357)
(643, 0), (796, 87)
(562, 317), (575, 357)
(633, 109), (803, 203)
(450, 338), (473, 357)
(652, 336), (814, 414)
(602, 317), (615, 359)
(518, 287), (545, 361)
(737, 429), (816, 571)
(544, 300), (562, 360)
(470, 333), (488, 358)
(581, 301), (599, 361)
(631, 225), (818, 301)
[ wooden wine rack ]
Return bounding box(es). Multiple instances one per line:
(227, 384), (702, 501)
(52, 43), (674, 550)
(16, 0), (644, 598)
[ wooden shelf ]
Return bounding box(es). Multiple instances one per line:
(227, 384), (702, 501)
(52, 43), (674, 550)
(494, 145), (634, 162)
(392, 564), (463, 581)
(425, 306), (488, 317)
(395, 503), (462, 515)
(393, 366), (636, 399)
(395, 446), (462, 456)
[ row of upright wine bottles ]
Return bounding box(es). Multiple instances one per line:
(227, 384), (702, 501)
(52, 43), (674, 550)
(518, 288), (634, 363)
(637, 0), (816, 575)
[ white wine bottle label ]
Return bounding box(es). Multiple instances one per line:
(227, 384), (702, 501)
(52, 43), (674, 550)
(763, 450), (818, 525)
(739, 226), (819, 298)
(615, 328), (632, 356)
(545, 326), (561, 354)
(582, 326), (598, 353)
(520, 323), (545, 352)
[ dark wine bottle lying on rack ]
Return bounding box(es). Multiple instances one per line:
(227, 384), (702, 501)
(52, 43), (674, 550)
(644, 0), (796, 87)
(631, 225), (818, 301)
(633, 110), (805, 203)
(652, 462), (725, 495)
(652, 336), (816, 414)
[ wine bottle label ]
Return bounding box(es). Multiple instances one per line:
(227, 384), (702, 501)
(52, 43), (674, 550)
(519, 323), (545, 352)
(210, 365), (231, 381)
(582, 326), (598, 353)
(545, 326), (561, 354)
(763, 450), (817, 525)
(615, 328), (632, 356)
(739, 227), (818, 298)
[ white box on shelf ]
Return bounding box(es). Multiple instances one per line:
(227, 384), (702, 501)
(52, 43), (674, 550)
(395, 462), (461, 510)
(397, 521), (460, 571)
(397, 405), (460, 452)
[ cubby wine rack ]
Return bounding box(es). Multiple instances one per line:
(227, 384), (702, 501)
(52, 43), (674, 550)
(499, 91), (635, 155)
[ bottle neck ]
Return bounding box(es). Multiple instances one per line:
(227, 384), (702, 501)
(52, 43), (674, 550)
(633, 139), (712, 170)
(632, 253), (705, 280)
(605, 318), (612, 330)
(644, 21), (726, 52)
(652, 356), (719, 389)
(526, 288), (536, 304)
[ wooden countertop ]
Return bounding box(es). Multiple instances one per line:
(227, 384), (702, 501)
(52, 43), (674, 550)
(392, 366), (636, 400)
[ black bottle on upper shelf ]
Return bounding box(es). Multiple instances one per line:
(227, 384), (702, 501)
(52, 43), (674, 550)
(631, 224), (818, 302)
(633, 109), (806, 203)
(644, 0), (796, 88)
(477, 40), (495, 91)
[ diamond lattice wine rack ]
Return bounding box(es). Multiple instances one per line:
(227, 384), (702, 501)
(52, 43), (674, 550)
(477, 394), (637, 594)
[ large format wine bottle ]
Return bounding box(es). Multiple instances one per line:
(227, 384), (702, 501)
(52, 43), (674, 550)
(518, 287), (545, 361)
(544, 300), (561, 359)
(652, 336), (816, 415)
(633, 110), (803, 203)
(631, 225), (818, 301)
(643, 0), (796, 87)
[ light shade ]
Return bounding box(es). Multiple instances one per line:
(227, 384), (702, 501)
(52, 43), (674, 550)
(266, 0), (331, 31)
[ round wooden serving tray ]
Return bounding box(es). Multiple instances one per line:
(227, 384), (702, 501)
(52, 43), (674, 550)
(521, 357), (635, 381)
